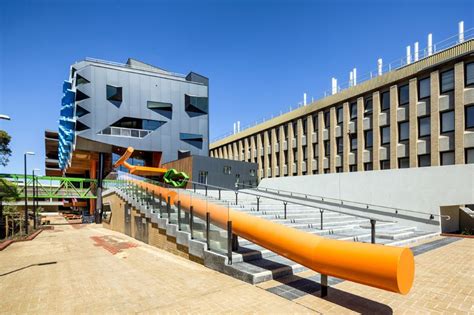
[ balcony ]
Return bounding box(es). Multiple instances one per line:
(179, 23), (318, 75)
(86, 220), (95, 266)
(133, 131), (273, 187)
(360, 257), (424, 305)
(99, 126), (152, 138)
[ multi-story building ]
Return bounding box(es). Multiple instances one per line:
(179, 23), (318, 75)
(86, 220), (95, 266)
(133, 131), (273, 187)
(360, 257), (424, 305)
(210, 38), (474, 180)
(46, 57), (210, 178)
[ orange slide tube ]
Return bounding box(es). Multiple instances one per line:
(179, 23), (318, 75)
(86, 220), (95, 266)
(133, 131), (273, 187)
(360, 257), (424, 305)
(135, 180), (414, 295)
(114, 147), (168, 176)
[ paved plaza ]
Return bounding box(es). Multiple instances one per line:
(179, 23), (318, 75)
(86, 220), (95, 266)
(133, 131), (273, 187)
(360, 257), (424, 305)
(0, 216), (473, 314)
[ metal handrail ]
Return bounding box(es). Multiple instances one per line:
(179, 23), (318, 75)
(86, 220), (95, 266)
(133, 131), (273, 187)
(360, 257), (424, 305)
(211, 28), (474, 143)
(236, 182), (446, 220)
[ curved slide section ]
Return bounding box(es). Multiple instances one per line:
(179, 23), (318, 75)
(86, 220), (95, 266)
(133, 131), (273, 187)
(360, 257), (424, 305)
(132, 178), (415, 295)
(114, 147), (189, 188)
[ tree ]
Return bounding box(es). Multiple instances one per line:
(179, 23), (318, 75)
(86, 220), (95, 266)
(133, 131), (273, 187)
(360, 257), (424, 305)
(0, 130), (12, 167)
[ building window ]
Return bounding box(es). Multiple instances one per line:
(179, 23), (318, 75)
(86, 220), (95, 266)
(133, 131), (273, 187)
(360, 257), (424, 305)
(441, 151), (455, 165)
(466, 105), (474, 130)
(466, 62), (474, 87)
(399, 157), (409, 168)
(399, 121), (409, 141)
(365, 130), (373, 148)
(418, 154), (431, 167)
(399, 84), (409, 106)
(336, 106), (343, 124)
(441, 110), (455, 133)
(324, 140), (330, 157)
(324, 111), (330, 128)
(380, 160), (390, 170)
(302, 120), (307, 135)
(223, 166), (232, 174)
(381, 126), (390, 145)
(418, 77), (430, 100)
(349, 165), (357, 172)
(336, 167), (342, 173)
(364, 162), (373, 171)
(350, 102), (357, 120)
(381, 91), (390, 111)
(418, 116), (431, 137)
(324, 168), (330, 174)
(106, 85), (123, 102)
(249, 169), (256, 177)
(364, 98), (373, 115)
(336, 137), (343, 154)
(466, 148), (474, 164)
(440, 69), (454, 93)
(198, 171), (208, 184)
(351, 136), (357, 151)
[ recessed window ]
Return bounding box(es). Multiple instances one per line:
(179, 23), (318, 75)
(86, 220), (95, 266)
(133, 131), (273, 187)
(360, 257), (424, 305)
(418, 116), (431, 137)
(440, 69), (454, 93)
(466, 105), (474, 129)
(380, 160), (390, 170)
(466, 62), (474, 87)
(365, 130), (373, 148)
(324, 111), (330, 128)
(106, 85), (122, 102)
(399, 157), (409, 169)
(399, 84), (409, 106)
(336, 106), (343, 124)
(351, 136), (357, 151)
(364, 98), (373, 115)
(418, 77), (430, 100)
(466, 148), (474, 164)
(399, 121), (409, 141)
(441, 110), (455, 133)
(364, 162), (373, 171)
(418, 154), (431, 167)
(223, 166), (232, 175)
(336, 167), (343, 173)
(336, 137), (343, 154)
(381, 91), (390, 111)
(185, 94), (208, 116)
(324, 140), (330, 157)
(349, 165), (357, 172)
(381, 126), (390, 145)
(441, 151), (455, 165)
(350, 102), (357, 120)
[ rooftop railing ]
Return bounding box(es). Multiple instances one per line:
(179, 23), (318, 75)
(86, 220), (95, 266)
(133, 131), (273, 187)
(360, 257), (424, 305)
(211, 27), (474, 143)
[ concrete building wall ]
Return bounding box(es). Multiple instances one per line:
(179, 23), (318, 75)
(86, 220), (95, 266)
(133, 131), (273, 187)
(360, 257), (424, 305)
(210, 40), (474, 180)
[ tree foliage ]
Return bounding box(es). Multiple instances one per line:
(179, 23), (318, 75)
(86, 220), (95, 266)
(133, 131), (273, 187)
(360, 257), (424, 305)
(0, 130), (12, 167)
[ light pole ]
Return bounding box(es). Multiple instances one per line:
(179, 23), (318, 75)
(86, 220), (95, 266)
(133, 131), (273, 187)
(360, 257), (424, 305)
(0, 114), (10, 239)
(24, 152), (35, 234)
(32, 168), (40, 230)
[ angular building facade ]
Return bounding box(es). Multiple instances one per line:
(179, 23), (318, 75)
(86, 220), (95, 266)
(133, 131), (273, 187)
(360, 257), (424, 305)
(209, 39), (474, 179)
(49, 58), (209, 178)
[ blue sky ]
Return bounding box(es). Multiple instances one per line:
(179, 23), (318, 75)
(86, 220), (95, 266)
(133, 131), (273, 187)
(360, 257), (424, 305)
(0, 0), (471, 174)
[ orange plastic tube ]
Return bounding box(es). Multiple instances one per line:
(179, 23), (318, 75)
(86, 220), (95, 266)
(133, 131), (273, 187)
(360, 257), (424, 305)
(134, 180), (414, 294)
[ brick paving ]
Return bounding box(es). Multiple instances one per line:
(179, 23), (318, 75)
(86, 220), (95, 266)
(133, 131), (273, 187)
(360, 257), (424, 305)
(0, 214), (473, 314)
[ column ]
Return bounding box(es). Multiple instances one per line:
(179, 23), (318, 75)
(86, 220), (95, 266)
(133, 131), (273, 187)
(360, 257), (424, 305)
(250, 136), (256, 163)
(409, 78), (418, 167)
(297, 118), (303, 175)
(288, 122), (294, 175)
(372, 92), (381, 170)
(244, 138), (250, 162)
(357, 97), (364, 171)
(263, 130), (270, 177)
(342, 102), (350, 172)
(390, 85), (399, 169)
(454, 62), (465, 164)
(430, 70), (440, 166)
(256, 134), (263, 178)
(329, 107), (337, 173)
(279, 125), (285, 175)
(271, 128), (278, 177)
(318, 111), (324, 174)
(306, 115), (314, 173)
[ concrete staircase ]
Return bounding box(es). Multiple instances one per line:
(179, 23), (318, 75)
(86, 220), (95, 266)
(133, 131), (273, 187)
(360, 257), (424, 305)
(106, 185), (438, 285)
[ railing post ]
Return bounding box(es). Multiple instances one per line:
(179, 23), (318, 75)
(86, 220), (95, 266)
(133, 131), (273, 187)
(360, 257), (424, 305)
(206, 212), (210, 250)
(227, 220), (232, 265)
(283, 202), (287, 219)
(167, 196), (171, 220)
(159, 193), (163, 218)
(177, 200), (181, 230)
(145, 187), (149, 209)
(218, 189), (221, 200)
(370, 219), (376, 244)
(256, 196), (260, 211)
(193, 183), (196, 193)
(205, 185), (208, 197)
(235, 191), (238, 205)
(190, 206), (194, 239)
(320, 209), (324, 230)
(321, 274), (328, 297)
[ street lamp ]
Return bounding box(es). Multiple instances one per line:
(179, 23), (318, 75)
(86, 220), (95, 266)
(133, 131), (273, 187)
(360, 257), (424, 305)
(24, 152), (35, 234)
(0, 114), (11, 120)
(32, 168), (40, 230)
